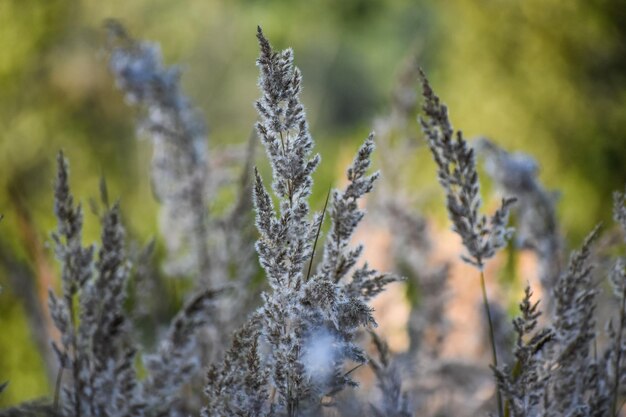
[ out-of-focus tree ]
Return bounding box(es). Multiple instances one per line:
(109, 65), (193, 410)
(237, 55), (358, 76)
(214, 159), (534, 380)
(428, 0), (626, 242)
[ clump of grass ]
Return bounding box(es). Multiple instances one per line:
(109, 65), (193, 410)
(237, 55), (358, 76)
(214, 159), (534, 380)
(1, 23), (626, 417)
(106, 21), (259, 361)
(203, 28), (399, 417)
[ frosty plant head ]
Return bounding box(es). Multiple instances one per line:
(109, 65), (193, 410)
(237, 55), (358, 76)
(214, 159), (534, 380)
(200, 27), (400, 416)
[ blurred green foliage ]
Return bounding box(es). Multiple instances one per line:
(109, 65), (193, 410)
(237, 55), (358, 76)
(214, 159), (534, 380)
(432, 0), (626, 241)
(0, 0), (625, 407)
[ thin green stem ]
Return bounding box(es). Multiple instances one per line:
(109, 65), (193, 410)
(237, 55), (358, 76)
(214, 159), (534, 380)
(480, 270), (503, 417)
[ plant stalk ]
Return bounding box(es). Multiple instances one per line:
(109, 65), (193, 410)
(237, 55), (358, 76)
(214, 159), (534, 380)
(480, 270), (503, 417)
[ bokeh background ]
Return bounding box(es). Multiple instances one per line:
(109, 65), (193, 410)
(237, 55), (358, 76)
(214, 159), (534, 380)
(1, 0), (625, 407)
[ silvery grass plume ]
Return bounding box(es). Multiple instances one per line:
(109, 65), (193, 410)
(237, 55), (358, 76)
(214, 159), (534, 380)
(48, 152), (144, 417)
(419, 71), (516, 417)
(41, 153), (220, 417)
(547, 225), (602, 416)
(141, 287), (225, 416)
(107, 21), (257, 293)
(106, 21), (258, 373)
(419, 74), (516, 271)
(368, 332), (412, 417)
(255, 26), (392, 414)
(203, 314), (268, 417)
(318, 134), (399, 298)
(495, 219), (621, 417)
(492, 286), (553, 417)
(476, 137), (563, 296)
(204, 28), (399, 417)
(106, 21), (211, 280)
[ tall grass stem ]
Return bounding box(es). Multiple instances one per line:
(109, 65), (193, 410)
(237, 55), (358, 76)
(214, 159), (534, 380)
(480, 270), (503, 417)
